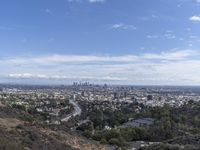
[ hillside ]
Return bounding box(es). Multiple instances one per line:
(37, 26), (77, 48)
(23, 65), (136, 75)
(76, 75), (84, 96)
(0, 105), (112, 150)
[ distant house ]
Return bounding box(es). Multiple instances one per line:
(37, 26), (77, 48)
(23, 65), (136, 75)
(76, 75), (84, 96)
(119, 118), (155, 128)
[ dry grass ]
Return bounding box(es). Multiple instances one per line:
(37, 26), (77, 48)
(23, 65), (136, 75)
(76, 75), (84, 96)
(40, 128), (109, 150)
(0, 118), (23, 128)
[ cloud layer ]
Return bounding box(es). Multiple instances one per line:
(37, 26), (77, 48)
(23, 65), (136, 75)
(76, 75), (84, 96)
(0, 50), (200, 85)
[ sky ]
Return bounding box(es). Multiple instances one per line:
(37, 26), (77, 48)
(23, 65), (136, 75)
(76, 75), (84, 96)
(0, 0), (200, 85)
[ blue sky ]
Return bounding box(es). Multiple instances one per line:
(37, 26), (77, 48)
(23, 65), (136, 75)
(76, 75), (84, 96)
(1, 0), (200, 85)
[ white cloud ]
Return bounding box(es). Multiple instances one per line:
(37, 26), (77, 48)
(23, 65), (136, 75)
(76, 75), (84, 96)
(190, 15), (200, 21)
(111, 23), (136, 30)
(8, 73), (126, 81)
(88, 0), (105, 3)
(147, 35), (159, 39)
(68, 0), (81, 2)
(1, 50), (200, 85)
(164, 31), (176, 39)
(1, 50), (196, 65)
(143, 50), (197, 60)
(9, 73), (34, 78)
(68, 0), (105, 3)
(8, 73), (50, 79)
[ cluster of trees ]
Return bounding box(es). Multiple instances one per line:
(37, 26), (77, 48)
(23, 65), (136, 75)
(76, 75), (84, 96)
(11, 104), (26, 111)
(78, 101), (200, 149)
(140, 143), (200, 150)
(88, 109), (128, 129)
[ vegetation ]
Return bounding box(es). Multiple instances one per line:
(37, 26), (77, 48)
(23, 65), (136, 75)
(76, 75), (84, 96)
(140, 143), (200, 150)
(78, 101), (200, 149)
(0, 138), (23, 150)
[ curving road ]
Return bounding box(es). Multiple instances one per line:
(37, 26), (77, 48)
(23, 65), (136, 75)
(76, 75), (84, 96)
(61, 95), (82, 122)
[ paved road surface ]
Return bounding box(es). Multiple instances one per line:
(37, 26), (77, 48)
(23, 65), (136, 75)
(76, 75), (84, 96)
(61, 96), (82, 122)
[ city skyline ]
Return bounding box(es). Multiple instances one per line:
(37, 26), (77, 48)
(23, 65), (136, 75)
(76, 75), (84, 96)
(1, 0), (200, 85)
